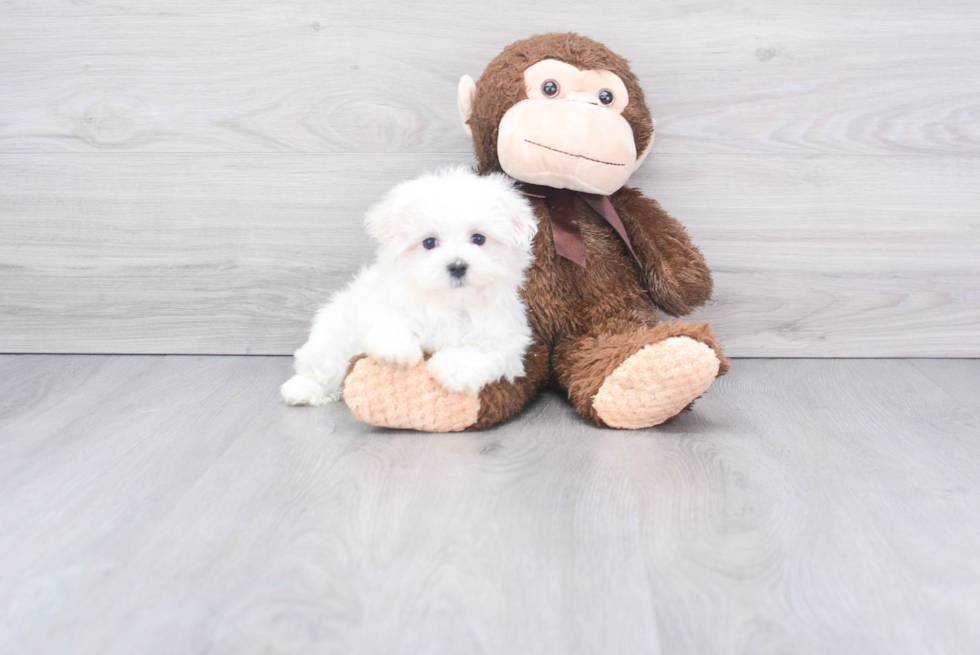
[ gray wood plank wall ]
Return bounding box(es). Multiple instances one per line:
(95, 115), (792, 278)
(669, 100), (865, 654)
(1, 1), (978, 356)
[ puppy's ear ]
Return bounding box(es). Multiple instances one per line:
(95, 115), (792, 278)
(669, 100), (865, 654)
(492, 177), (538, 251)
(364, 185), (406, 246)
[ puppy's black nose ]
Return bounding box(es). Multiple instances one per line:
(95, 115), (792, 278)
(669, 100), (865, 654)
(448, 260), (468, 279)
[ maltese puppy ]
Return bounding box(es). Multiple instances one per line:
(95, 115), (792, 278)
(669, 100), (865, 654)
(281, 167), (538, 407)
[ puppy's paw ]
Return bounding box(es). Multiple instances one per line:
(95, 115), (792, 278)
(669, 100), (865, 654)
(281, 375), (339, 406)
(427, 349), (497, 395)
(366, 342), (424, 369)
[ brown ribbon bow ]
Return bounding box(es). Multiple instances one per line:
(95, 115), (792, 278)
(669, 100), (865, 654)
(520, 184), (640, 269)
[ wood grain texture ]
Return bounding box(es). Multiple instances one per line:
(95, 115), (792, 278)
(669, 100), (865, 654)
(0, 1), (977, 155)
(1, 355), (979, 654)
(1, 153), (977, 356)
(0, 1), (978, 355)
(909, 359), (980, 417)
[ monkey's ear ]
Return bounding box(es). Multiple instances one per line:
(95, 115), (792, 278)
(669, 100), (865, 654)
(457, 75), (476, 137)
(633, 117), (656, 170)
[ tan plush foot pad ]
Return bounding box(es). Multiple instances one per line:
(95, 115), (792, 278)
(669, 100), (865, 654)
(592, 336), (721, 429)
(343, 357), (480, 432)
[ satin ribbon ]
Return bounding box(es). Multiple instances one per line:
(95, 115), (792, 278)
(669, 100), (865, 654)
(521, 184), (641, 269)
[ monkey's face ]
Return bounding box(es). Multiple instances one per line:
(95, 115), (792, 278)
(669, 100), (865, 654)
(461, 59), (653, 195)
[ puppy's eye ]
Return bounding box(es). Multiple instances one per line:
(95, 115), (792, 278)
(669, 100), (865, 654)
(422, 237), (438, 250)
(541, 80), (560, 97)
(597, 89), (614, 106)
(470, 234), (486, 246)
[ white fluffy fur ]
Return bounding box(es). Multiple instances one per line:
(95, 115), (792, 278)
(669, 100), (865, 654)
(281, 167), (538, 406)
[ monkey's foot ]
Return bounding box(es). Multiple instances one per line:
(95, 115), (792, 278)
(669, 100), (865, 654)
(592, 336), (720, 429)
(343, 357), (480, 432)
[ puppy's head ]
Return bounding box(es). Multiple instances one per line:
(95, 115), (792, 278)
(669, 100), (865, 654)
(364, 167), (537, 302)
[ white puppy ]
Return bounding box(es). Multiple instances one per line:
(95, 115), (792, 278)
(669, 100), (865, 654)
(281, 167), (538, 407)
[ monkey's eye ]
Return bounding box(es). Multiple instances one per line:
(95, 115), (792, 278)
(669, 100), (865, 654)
(470, 234), (486, 246)
(597, 89), (614, 106)
(422, 237), (438, 249)
(541, 80), (560, 97)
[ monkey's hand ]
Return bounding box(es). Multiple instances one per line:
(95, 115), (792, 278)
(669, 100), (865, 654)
(611, 187), (713, 316)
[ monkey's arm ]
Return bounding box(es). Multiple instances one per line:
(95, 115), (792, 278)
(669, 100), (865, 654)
(611, 187), (713, 316)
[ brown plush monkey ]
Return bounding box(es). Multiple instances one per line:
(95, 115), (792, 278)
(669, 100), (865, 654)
(343, 33), (729, 431)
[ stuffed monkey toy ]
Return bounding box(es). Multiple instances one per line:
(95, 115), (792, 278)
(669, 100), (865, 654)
(343, 33), (729, 431)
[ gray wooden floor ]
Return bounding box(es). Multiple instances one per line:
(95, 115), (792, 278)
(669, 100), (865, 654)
(1, 355), (978, 654)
